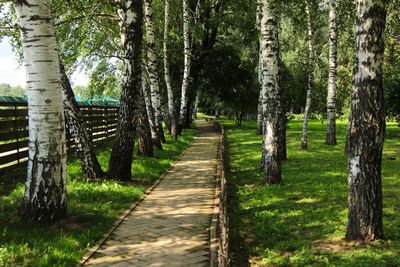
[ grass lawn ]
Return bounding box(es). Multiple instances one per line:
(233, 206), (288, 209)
(218, 119), (400, 266)
(0, 125), (197, 266)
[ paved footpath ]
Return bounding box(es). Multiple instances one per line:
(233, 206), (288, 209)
(84, 120), (219, 267)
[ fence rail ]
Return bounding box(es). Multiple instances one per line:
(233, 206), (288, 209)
(0, 100), (119, 175)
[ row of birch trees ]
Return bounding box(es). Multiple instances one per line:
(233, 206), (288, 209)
(258, 0), (387, 242)
(3, 0), (391, 243)
(6, 0), (223, 224)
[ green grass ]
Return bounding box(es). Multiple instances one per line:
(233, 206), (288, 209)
(0, 125), (197, 266)
(218, 119), (400, 266)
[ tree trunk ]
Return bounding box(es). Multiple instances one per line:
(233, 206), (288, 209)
(346, 0), (386, 242)
(184, 97), (193, 128)
(325, 0), (338, 145)
(193, 92), (199, 119)
(142, 72), (163, 150)
(257, 91), (263, 135)
(60, 64), (104, 178)
(107, 0), (143, 181)
(301, 1), (314, 150)
(178, 0), (191, 134)
(345, 108), (351, 154)
(137, 75), (153, 157)
(144, 0), (166, 145)
(163, 0), (178, 141)
(260, 0), (282, 185)
(15, 0), (67, 224)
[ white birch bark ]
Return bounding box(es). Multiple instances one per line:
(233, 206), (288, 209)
(325, 0), (338, 145)
(15, 0), (67, 223)
(144, 0), (166, 144)
(142, 70), (163, 150)
(178, 0), (191, 133)
(301, 1), (314, 150)
(346, 0), (386, 241)
(260, 0), (282, 185)
(163, 0), (178, 141)
(107, 0), (143, 180)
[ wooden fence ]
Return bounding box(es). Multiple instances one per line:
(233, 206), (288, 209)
(0, 98), (119, 175)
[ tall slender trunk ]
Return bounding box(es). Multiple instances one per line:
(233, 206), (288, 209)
(142, 71), (163, 150)
(325, 0), (338, 145)
(346, 0), (386, 241)
(107, 0), (143, 181)
(137, 74), (153, 157)
(193, 92), (199, 119)
(15, 0), (67, 223)
(163, 0), (178, 141)
(178, 0), (191, 134)
(60, 64), (104, 178)
(301, 1), (314, 150)
(260, 0), (282, 185)
(144, 0), (166, 144)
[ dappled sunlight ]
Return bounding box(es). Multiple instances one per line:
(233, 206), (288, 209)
(222, 119), (400, 265)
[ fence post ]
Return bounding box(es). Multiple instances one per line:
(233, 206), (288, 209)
(89, 105), (93, 144)
(13, 103), (20, 166)
(105, 105), (109, 139)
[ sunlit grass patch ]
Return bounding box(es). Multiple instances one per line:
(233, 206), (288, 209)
(219, 119), (400, 266)
(0, 124), (197, 266)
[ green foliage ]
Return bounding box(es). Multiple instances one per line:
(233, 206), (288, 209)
(218, 119), (400, 266)
(85, 61), (122, 100)
(384, 0), (400, 122)
(0, 126), (197, 266)
(199, 46), (258, 118)
(0, 83), (25, 97)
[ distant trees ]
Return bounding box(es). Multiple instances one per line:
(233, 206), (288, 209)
(0, 83), (25, 97)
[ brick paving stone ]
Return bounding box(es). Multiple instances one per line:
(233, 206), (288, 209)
(83, 120), (219, 266)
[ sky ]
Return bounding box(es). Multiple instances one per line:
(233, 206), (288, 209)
(0, 37), (89, 88)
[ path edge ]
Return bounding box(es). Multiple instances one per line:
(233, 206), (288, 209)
(208, 119), (230, 267)
(79, 127), (199, 266)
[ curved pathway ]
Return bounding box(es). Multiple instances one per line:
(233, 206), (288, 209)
(83, 120), (219, 267)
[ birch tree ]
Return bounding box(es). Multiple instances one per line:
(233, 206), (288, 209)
(142, 70), (163, 150)
(107, 0), (143, 181)
(60, 64), (104, 178)
(300, 1), (314, 150)
(137, 74), (153, 157)
(163, 0), (178, 141)
(15, 0), (67, 223)
(178, 0), (191, 134)
(144, 0), (166, 145)
(346, 0), (386, 241)
(325, 0), (338, 145)
(260, 0), (282, 185)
